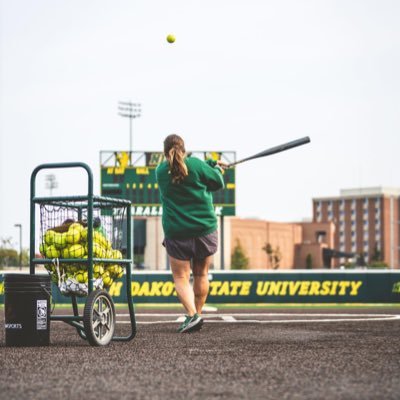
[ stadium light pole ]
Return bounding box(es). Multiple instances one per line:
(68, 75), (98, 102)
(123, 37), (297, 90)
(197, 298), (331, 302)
(45, 174), (58, 196)
(14, 223), (22, 270)
(118, 101), (141, 165)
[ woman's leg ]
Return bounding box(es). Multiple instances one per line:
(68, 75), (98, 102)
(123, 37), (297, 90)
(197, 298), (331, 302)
(192, 255), (213, 315)
(169, 256), (197, 316)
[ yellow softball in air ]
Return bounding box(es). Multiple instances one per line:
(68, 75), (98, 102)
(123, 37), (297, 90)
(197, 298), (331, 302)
(166, 34), (175, 43)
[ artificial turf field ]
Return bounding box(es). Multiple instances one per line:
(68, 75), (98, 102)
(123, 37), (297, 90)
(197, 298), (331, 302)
(1, 305), (400, 400)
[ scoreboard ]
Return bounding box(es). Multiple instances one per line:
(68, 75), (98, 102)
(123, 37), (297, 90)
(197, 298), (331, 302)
(100, 151), (236, 217)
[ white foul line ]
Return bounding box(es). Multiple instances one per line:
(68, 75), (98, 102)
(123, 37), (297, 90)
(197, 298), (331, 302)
(114, 313), (400, 324)
(117, 313), (399, 317)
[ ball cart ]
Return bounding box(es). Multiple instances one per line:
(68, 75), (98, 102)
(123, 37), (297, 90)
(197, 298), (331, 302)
(30, 162), (136, 346)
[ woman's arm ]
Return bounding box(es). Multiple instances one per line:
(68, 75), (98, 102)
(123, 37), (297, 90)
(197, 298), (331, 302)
(202, 159), (225, 191)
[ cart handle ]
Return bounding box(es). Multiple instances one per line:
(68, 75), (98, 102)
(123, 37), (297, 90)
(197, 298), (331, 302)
(30, 162), (94, 276)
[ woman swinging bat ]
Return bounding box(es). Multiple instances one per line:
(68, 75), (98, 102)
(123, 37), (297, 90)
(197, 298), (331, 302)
(156, 134), (227, 333)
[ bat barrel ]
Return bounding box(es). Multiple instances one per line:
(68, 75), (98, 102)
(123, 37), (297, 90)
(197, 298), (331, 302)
(228, 136), (310, 167)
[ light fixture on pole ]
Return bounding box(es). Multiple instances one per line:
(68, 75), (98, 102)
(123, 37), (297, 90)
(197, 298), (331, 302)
(118, 101), (141, 164)
(14, 223), (22, 270)
(45, 174), (58, 196)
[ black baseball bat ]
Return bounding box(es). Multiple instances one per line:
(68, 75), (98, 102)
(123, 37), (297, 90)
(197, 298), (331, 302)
(227, 136), (311, 167)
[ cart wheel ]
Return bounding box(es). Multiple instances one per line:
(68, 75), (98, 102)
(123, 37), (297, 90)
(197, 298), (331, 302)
(83, 289), (116, 346)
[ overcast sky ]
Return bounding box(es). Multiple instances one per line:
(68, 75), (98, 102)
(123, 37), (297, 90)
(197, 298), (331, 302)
(1, 0), (399, 250)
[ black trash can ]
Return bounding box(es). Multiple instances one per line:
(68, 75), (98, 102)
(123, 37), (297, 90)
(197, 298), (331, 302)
(4, 274), (51, 346)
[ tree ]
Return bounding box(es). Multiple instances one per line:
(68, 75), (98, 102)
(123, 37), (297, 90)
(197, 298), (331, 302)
(367, 243), (389, 268)
(305, 253), (313, 269)
(0, 236), (29, 268)
(262, 243), (273, 268)
(21, 249), (29, 266)
(371, 242), (382, 262)
(0, 237), (18, 268)
(231, 240), (249, 270)
(368, 261), (389, 269)
(0, 248), (18, 268)
(262, 243), (282, 269)
(1, 237), (12, 248)
(273, 246), (282, 270)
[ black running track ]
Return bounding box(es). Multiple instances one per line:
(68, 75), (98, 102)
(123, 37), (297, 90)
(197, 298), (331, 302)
(1, 307), (400, 400)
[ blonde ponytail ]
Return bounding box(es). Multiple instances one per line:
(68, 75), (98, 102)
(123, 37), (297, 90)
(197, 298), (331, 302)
(164, 134), (188, 183)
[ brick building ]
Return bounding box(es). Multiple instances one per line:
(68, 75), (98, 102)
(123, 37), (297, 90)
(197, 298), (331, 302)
(135, 187), (400, 270)
(140, 217), (334, 270)
(227, 218), (302, 269)
(312, 187), (400, 269)
(226, 218), (336, 269)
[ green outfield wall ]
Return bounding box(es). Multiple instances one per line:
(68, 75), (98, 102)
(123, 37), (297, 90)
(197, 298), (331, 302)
(1, 270), (400, 304)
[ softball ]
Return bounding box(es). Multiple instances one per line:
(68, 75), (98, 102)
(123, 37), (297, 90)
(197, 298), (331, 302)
(166, 34), (175, 43)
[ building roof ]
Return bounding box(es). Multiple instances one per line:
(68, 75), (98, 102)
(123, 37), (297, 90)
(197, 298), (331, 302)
(313, 187), (400, 201)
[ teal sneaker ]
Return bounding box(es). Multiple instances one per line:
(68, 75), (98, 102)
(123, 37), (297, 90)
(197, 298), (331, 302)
(180, 313), (203, 333)
(178, 315), (192, 333)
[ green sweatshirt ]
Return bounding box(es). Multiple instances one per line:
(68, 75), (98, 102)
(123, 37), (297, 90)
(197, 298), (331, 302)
(156, 157), (224, 239)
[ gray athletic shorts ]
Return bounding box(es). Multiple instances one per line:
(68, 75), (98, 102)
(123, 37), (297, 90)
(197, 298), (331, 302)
(163, 230), (218, 261)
